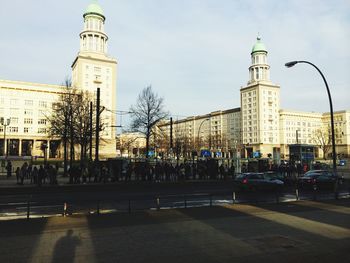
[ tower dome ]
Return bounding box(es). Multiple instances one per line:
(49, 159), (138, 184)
(251, 37), (267, 54)
(84, 0), (105, 20)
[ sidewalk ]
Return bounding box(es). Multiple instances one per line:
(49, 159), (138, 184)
(0, 174), (70, 187)
(0, 199), (349, 263)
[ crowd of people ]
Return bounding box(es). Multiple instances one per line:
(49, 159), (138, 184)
(115, 160), (237, 182)
(3, 158), (320, 186)
(5, 160), (58, 186)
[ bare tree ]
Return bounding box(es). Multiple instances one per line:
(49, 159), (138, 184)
(48, 78), (74, 176)
(48, 78), (99, 179)
(312, 128), (331, 160)
(129, 86), (169, 158)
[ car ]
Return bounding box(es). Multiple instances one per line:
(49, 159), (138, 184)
(338, 160), (346, 166)
(234, 172), (284, 192)
(297, 170), (343, 190)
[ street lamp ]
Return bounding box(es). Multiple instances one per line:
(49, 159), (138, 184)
(285, 60), (337, 177)
(197, 118), (210, 154)
(1, 117), (11, 158)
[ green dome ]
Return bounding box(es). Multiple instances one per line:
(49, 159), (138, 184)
(251, 37), (267, 54)
(84, 0), (105, 19)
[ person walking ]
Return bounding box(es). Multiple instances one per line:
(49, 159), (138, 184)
(6, 160), (12, 178)
(38, 165), (45, 187)
(15, 167), (21, 184)
(32, 166), (38, 185)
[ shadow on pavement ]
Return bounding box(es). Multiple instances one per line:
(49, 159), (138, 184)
(51, 229), (81, 263)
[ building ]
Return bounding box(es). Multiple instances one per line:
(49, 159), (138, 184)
(158, 37), (350, 160)
(0, 1), (117, 160)
(240, 37), (281, 158)
(157, 108), (241, 159)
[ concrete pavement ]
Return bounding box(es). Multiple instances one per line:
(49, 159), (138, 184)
(0, 199), (349, 263)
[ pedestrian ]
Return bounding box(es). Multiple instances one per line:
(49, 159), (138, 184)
(32, 166), (38, 184)
(27, 165), (33, 183)
(38, 165), (45, 186)
(20, 163), (27, 185)
(126, 162), (132, 181)
(15, 167), (21, 184)
(230, 164), (235, 179)
(219, 163), (225, 180)
(6, 160), (12, 178)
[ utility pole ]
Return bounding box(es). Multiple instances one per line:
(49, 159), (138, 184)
(95, 88), (100, 163)
(69, 106), (74, 184)
(63, 113), (68, 177)
(1, 118), (10, 158)
(89, 101), (93, 161)
(170, 117), (173, 149)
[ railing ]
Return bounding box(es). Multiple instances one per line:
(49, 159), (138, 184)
(0, 182), (349, 221)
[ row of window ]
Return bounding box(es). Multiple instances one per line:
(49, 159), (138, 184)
(84, 17), (103, 32)
(81, 34), (106, 52)
(252, 55), (267, 65)
(2, 127), (47, 134)
(0, 117), (46, 125)
(4, 100), (48, 107)
(5, 109), (48, 116)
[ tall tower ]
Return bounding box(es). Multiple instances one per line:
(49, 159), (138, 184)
(72, 0), (117, 157)
(240, 37), (280, 158)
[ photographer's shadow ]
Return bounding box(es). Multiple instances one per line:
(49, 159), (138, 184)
(52, 229), (81, 263)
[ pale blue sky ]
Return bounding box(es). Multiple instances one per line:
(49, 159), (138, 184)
(0, 0), (349, 127)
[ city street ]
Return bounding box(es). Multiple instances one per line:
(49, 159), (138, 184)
(0, 199), (349, 262)
(0, 176), (349, 220)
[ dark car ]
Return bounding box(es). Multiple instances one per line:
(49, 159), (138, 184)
(234, 173), (284, 191)
(297, 170), (343, 190)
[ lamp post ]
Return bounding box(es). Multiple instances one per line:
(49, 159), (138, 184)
(197, 118), (210, 155)
(1, 118), (11, 159)
(285, 61), (337, 177)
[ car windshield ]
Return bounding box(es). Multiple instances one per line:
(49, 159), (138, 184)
(236, 174), (246, 179)
(303, 173), (318, 178)
(247, 174), (264, 180)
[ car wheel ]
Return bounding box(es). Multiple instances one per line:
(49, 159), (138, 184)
(312, 184), (318, 191)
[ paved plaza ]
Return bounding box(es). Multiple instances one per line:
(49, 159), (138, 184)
(0, 199), (349, 263)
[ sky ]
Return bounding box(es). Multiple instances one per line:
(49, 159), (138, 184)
(0, 0), (349, 128)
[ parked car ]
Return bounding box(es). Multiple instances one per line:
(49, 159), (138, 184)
(297, 170), (343, 190)
(338, 160), (346, 166)
(234, 173), (284, 191)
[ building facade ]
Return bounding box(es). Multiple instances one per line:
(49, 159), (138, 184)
(0, 1), (117, 160)
(158, 37), (350, 160)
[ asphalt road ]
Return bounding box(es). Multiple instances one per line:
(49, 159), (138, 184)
(0, 199), (349, 263)
(0, 180), (349, 220)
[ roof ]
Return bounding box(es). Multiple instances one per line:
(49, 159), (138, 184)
(251, 37), (267, 54)
(84, 0), (105, 19)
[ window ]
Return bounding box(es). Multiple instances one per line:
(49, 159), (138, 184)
(38, 119), (47, 125)
(24, 127), (29, 133)
(24, 118), (33, 124)
(39, 101), (47, 108)
(38, 110), (46, 117)
(10, 99), (18, 105)
(10, 117), (18, 124)
(9, 127), (18, 133)
(38, 128), (46, 134)
(10, 108), (20, 116)
(24, 109), (33, 115)
(25, 100), (33, 106)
